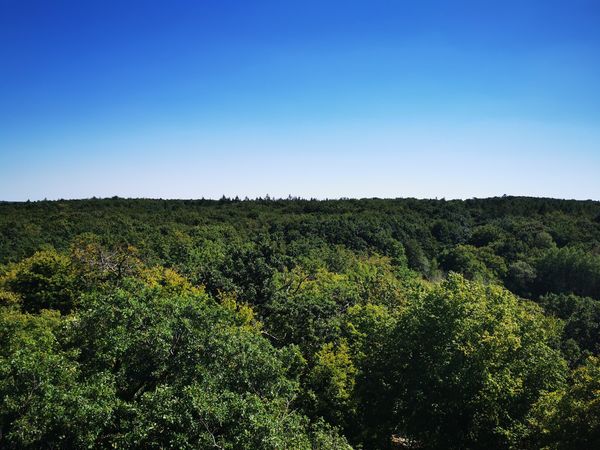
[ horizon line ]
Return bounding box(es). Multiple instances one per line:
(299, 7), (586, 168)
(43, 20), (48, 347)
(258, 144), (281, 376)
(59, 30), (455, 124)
(2, 194), (599, 204)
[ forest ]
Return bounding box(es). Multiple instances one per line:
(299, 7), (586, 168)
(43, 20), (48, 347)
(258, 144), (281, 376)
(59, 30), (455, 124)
(1, 196), (599, 449)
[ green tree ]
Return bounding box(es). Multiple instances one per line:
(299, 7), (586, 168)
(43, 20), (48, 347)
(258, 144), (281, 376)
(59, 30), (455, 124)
(385, 275), (567, 449)
(265, 267), (360, 354)
(0, 308), (116, 448)
(1, 249), (78, 313)
(1, 279), (351, 449)
(539, 293), (600, 364)
(439, 244), (507, 282)
(526, 356), (600, 450)
(534, 246), (600, 299)
(304, 341), (357, 428)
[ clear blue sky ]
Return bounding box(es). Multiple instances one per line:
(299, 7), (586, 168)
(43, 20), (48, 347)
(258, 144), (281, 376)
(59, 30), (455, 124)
(1, 0), (599, 200)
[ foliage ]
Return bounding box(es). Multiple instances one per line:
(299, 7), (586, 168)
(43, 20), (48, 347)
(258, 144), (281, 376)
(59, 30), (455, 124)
(526, 356), (600, 450)
(0, 249), (79, 314)
(383, 275), (567, 449)
(0, 279), (350, 448)
(539, 293), (600, 365)
(1, 197), (600, 449)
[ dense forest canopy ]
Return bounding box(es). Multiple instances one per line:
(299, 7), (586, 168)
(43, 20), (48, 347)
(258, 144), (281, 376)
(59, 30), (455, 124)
(1, 196), (599, 449)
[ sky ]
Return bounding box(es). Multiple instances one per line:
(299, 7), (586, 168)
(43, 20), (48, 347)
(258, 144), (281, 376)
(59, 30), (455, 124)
(1, 0), (599, 201)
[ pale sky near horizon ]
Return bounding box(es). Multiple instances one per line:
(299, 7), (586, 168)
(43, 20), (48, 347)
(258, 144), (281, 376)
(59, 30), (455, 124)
(1, 0), (599, 201)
